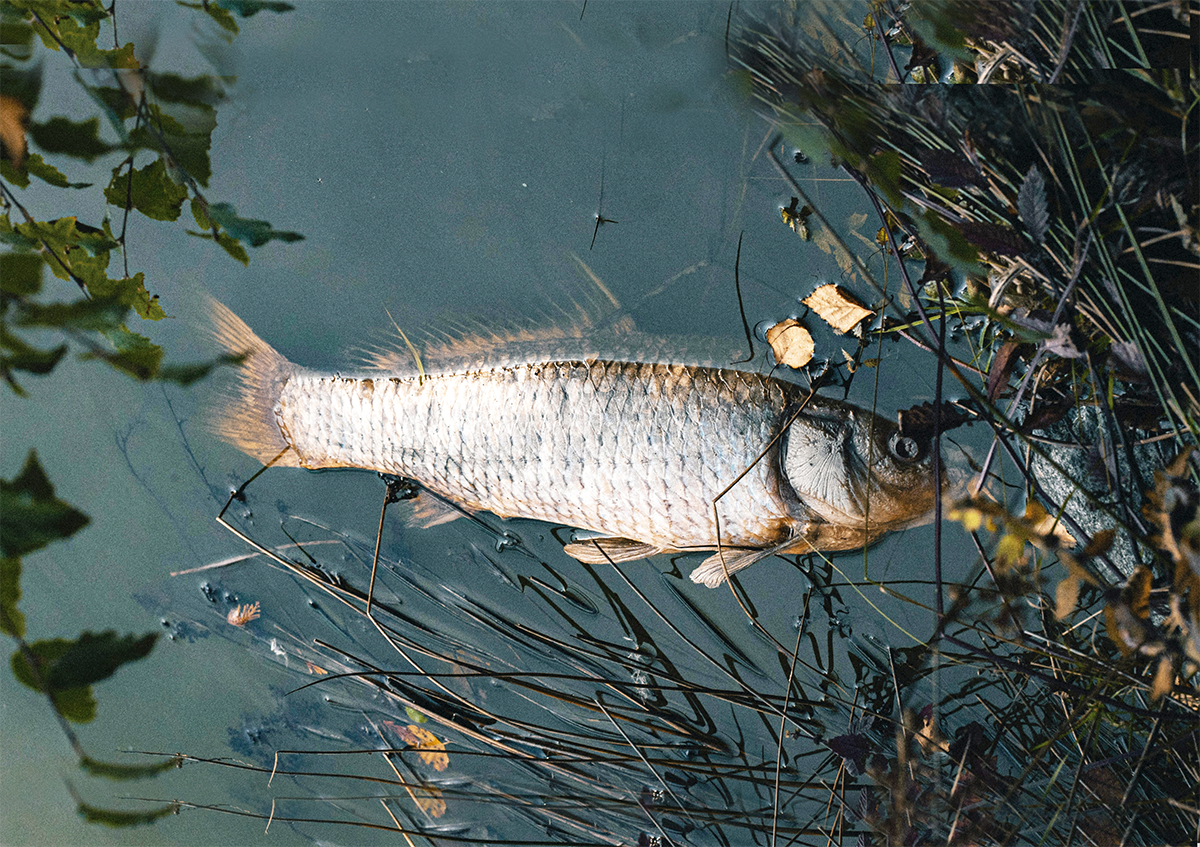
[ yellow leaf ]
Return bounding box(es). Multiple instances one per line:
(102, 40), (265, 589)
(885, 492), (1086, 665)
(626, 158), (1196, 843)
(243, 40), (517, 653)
(995, 533), (1027, 569)
(802, 284), (874, 334)
(395, 724), (449, 771)
(1055, 575), (1080, 620)
(305, 661), (328, 675)
(765, 319), (815, 368)
(413, 785), (446, 818)
(0, 95), (28, 169)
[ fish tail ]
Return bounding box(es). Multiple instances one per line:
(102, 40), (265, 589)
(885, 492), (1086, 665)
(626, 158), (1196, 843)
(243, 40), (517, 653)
(206, 297), (300, 467)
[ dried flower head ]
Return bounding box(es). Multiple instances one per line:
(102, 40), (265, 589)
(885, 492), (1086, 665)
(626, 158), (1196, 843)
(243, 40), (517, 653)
(226, 601), (261, 627)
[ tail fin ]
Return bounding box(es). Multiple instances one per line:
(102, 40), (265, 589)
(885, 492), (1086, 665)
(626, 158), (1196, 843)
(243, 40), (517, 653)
(206, 297), (300, 467)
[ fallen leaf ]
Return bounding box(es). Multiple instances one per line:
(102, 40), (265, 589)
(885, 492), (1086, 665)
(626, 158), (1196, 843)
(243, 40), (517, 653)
(305, 661), (328, 675)
(395, 724), (449, 771)
(802, 284), (874, 334)
(412, 785), (446, 818)
(1150, 654), (1175, 702)
(0, 95), (28, 168)
(1055, 575), (1080, 620)
(765, 319), (814, 368)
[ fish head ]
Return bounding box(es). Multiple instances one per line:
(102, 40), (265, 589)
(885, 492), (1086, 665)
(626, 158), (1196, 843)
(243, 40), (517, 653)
(781, 398), (940, 535)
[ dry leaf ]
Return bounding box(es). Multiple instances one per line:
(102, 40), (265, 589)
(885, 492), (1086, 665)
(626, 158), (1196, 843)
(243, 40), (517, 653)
(413, 785), (446, 818)
(1150, 654), (1175, 702)
(1025, 501), (1076, 548)
(395, 724), (449, 771)
(802, 284), (874, 333)
(305, 661), (328, 675)
(1055, 575), (1081, 620)
(0, 95), (28, 168)
(916, 709), (949, 756)
(765, 319), (814, 368)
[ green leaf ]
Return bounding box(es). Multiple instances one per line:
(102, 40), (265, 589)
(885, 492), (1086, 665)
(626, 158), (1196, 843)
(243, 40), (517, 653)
(0, 252), (44, 296)
(176, 0), (239, 36)
(53, 685), (98, 722)
(0, 450), (90, 558)
(53, 16), (139, 70)
(0, 158), (29, 188)
(28, 116), (115, 162)
(0, 557), (25, 638)
(915, 209), (984, 277)
(207, 202), (303, 247)
(156, 354), (240, 386)
(15, 297), (129, 332)
(76, 800), (178, 827)
(147, 72), (226, 106)
(216, 0), (295, 15)
(0, 51), (41, 111)
(88, 272), (167, 321)
(13, 217), (119, 258)
(45, 631), (158, 690)
(405, 706), (427, 723)
(80, 754), (182, 781)
(86, 327), (163, 380)
(24, 152), (92, 189)
(1, 325), (69, 393)
(104, 158), (188, 222)
(81, 85), (137, 137)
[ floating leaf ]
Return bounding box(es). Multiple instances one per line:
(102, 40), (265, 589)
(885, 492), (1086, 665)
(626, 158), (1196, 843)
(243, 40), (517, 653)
(0, 450), (90, 557)
(780, 197), (812, 239)
(394, 724), (449, 771)
(413, 785), (446, 818)
(802, 284), (873, 333)
(404, 706), (427, 724)
(765, 319), (814, 368)
(0, 93), (28, 167)
(1018, 164), (1049, 245)
(305, 661), (327, 675)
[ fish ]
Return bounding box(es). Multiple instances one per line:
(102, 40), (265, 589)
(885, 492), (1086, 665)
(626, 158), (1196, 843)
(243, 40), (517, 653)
(207, 297), (940, 587)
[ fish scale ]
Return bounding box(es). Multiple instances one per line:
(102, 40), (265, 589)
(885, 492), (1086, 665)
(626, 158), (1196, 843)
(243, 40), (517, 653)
(276, 360), (799, 551)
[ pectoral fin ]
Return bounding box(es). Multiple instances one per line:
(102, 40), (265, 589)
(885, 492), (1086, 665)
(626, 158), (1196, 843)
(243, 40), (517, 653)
(688, 548), (777, 588)
(563, 536), (661, 564)
(407, 493), (467, 528)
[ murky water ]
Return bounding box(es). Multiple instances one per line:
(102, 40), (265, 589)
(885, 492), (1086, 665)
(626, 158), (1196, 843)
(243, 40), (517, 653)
(2, 2), (986, 844)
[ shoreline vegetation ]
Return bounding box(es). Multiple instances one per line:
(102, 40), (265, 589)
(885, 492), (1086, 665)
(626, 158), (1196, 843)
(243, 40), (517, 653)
(3, 1), (1196, 844)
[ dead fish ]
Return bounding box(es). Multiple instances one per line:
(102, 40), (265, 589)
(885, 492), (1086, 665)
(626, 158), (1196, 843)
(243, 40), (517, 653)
(207, 299), (940, 587)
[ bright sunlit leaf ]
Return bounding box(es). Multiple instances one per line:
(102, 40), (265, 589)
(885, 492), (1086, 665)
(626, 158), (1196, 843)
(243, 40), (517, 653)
(802, 284), (874, 334)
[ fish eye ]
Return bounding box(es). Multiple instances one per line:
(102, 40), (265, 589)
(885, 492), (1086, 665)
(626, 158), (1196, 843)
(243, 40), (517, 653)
(888, 433), (923, 463)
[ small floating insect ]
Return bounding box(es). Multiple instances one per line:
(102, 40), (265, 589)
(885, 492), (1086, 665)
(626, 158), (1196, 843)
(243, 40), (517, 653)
(208, 293), (940, 587)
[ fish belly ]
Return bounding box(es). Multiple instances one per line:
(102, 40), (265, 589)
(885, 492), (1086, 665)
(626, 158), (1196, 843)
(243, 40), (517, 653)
(275, 361), (801, 550)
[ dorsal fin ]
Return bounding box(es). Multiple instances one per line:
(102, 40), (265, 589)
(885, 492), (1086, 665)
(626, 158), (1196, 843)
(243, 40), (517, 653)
(357, 254), (756, 376)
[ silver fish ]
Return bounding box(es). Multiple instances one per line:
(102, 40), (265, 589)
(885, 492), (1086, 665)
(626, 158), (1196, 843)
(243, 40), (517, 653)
(208, 300), (939, 586)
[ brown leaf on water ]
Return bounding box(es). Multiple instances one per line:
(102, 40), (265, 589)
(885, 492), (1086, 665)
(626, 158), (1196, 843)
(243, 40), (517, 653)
(802, 284), (873, 334)
(305, 661), (328, 675)
(0, 95), (29, 168)
(413, 785), (446, 818)
(987, 340), (1021, 401)
(395, 724), (449, 771)
(765, 319), (814, 368)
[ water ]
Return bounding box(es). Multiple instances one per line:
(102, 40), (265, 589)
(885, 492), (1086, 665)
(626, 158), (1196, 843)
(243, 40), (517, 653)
(1, 3), (978, 844)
